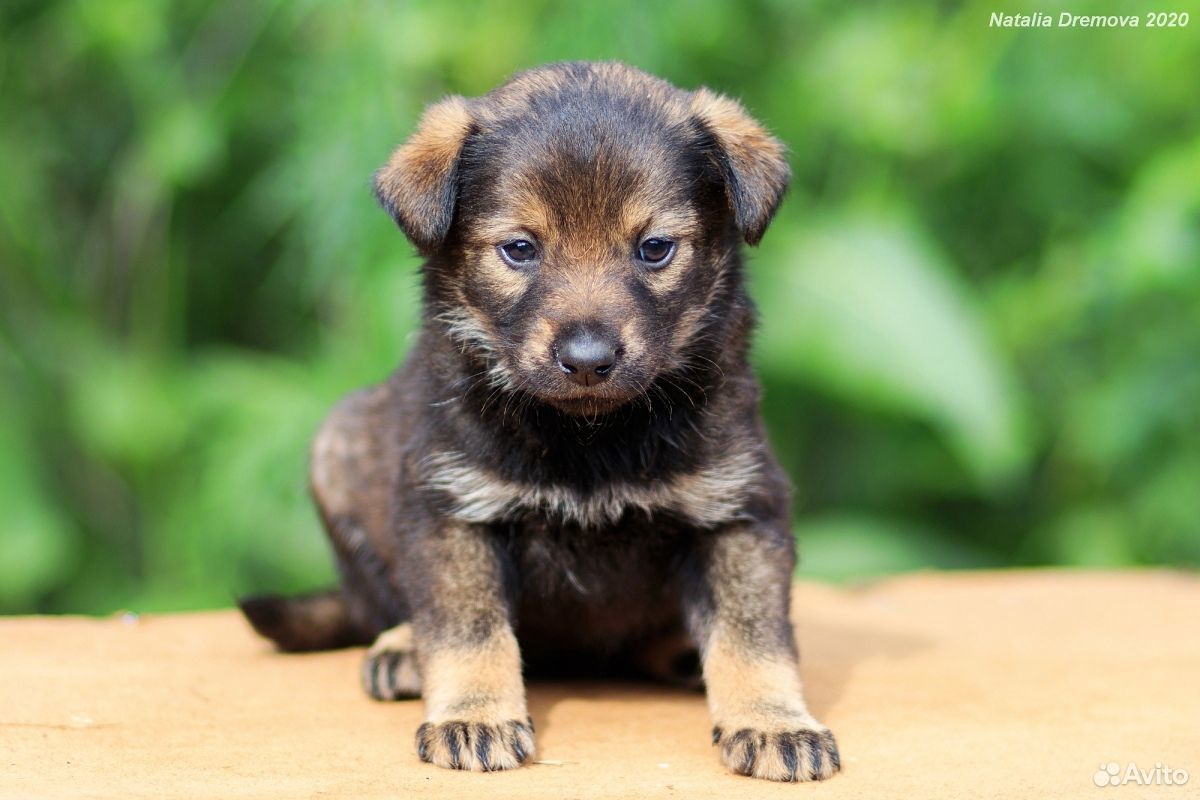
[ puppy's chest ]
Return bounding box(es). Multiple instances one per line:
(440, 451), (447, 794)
(507, 518), (679, 601)
(420, 449), (760, 529)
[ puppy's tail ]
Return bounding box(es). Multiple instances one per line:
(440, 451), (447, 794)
(238, 588), (373, 652)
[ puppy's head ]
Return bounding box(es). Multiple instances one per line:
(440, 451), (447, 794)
(375, 62), (788, 415)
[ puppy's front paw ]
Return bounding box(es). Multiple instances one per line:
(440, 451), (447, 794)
(416, 717), (535, 771)
(713, 725), (840, 782)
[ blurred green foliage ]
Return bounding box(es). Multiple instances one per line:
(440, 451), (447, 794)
(1, 1), (1197, 614)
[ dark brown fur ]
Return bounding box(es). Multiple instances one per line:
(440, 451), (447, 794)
(240, 61), (839, 782)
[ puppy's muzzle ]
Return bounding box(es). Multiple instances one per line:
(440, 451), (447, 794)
(554, 326), (623, 387)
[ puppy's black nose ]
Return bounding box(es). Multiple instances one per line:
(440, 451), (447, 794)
(556, 329), (620, 386)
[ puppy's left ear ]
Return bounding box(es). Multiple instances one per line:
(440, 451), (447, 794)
(374, 96), (474, 253)
(690, 88), (790, 246)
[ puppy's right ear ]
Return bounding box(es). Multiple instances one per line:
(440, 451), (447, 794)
(373, 96), (474, 253)
(689, 88), (789, 246)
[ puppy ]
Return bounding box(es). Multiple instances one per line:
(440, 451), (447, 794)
(240, 61), (840, 782)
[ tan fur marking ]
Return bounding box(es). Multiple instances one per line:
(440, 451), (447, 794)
(540, 269), (629, 325)
(619, 200), (700, 241)
(618, 318), (646, 363)
(689, 89), (784, 167)
(420, 630), (527, 723)
(704, 639), (815, 729)
(519, 317), (556, 374)
(667, 305), (708, 353)
(378, 96), (472, 196)
(642, 242), (692, 294)
(477, 251), (531, 301)
(368, 622), (414, 656)
(469, 195), (553, 245)
(374, 96), (473, 247)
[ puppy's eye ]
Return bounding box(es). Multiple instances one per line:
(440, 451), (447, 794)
(498, 239), (539, 267)
(637, 237), (676, 267)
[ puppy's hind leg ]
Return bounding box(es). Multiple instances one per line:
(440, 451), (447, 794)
(361, 622), (422, 701)
(240, 390), (402, 652)
(312, 384), (412, 624)
(633, 627), (703, 690)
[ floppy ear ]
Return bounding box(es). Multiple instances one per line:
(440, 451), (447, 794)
(690, 88), (790, 246)
(373, 96), (474, 253)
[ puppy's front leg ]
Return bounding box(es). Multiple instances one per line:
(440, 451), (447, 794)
(686, 524), (840, 782)
(406, 521), (534, 771)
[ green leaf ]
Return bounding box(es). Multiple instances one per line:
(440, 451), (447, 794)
(756, 211), (1030, 488)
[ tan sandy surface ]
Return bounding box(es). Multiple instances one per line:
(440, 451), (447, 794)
(3, 570), (1198, 799)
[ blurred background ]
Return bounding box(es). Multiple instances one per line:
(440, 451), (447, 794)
(1, 0), (1197, 614)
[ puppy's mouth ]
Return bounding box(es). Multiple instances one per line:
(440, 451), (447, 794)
(526, 370), (649, 415)
(540, 393), (632, 416)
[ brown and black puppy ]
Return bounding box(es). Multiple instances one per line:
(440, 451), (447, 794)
(240, 61), (839, 782)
